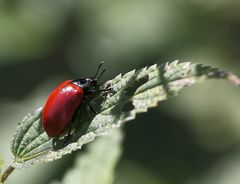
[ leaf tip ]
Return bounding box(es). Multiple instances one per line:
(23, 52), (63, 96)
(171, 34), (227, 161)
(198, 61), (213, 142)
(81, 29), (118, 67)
(227, 73), (240, 86)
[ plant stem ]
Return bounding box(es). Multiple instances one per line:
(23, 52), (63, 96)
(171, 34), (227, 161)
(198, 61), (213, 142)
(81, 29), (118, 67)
(1, 165), (15, 183)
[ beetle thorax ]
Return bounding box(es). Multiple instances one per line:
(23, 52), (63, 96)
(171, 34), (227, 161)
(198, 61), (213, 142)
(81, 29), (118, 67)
(72, 78), (97, 92)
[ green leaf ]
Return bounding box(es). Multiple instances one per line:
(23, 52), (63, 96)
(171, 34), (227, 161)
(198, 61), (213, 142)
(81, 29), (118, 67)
(11, 61), (240, 169)
(0, 154), (4, 183)
(51, 128), (123, 184)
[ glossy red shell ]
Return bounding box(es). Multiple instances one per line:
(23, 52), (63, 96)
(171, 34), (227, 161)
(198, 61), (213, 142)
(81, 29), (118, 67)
(43, 80), (84, 137)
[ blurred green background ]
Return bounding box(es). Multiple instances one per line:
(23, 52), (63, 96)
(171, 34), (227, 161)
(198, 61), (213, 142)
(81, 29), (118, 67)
(1, 0), (240, 184)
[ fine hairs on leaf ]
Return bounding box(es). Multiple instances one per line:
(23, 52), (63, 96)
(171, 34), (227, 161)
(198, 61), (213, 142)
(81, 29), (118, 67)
(51, 128), (123, 184)
(9, 61), (240, 170)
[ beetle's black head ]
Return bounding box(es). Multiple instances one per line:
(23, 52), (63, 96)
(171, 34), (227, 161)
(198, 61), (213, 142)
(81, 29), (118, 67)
(72, 62), (105, 91)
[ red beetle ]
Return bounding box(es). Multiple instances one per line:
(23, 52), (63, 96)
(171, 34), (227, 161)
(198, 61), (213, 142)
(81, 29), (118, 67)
(43, 63), (106, 137)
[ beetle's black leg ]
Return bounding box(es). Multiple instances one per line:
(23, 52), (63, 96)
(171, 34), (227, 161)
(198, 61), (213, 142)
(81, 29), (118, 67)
(67, 127), (72, 140)
(100, 88), (112, 92)
(87, 87), (112, 94)
(99, 87), (112, 95)
(63, 125), (73, 145)
(87, 102), (97, 114)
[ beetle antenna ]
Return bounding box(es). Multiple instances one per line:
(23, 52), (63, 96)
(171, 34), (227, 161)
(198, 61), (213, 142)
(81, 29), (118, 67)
(97, 69), (106, 80)
(94, 61), (104, 78)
